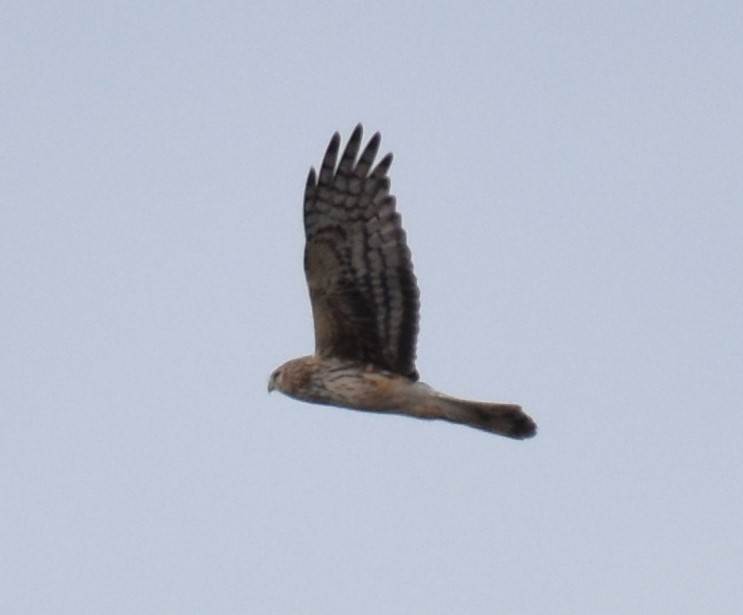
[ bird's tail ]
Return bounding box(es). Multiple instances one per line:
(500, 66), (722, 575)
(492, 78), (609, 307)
(433, 393), (537, 439)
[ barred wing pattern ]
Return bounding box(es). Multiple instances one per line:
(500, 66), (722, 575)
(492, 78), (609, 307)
(268, 125), (537, 440)
(303, 125), (420, 380)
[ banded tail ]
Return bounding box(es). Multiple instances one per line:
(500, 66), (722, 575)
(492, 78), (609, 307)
(434, 393), (537, 439)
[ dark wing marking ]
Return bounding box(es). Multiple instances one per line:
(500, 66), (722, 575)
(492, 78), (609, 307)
(303, 124), (420, 380)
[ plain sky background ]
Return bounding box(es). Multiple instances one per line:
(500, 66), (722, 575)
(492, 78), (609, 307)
(3, 1), (742, 613)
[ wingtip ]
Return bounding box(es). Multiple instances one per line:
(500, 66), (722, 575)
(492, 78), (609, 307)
(327, 131), (341, 151)
(373, 151), (393, 176)
(306, 167), (317, 187)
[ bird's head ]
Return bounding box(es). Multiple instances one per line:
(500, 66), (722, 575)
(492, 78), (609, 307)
(267, 356), (316, 397)
(267, 365), (284, 393)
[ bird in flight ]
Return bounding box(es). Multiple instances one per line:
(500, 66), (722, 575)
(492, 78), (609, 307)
(268, 125), (536, 439)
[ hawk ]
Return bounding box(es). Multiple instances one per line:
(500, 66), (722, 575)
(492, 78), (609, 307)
(268, 125), (536, 439)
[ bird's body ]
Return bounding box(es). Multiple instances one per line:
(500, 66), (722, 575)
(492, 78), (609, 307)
(269, 125), (536, 439)
(271, 356), (428, 413)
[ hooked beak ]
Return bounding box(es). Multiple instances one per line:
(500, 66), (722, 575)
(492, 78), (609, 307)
(267, 379), (275, 393)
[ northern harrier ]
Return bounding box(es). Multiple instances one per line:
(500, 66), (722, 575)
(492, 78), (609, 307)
(268, 125), (536, 439)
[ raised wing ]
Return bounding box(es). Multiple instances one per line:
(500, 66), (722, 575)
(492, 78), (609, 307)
(303, 124), (420, 380)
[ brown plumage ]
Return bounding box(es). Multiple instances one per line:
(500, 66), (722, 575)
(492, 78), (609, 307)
(268, 125), (536, 439)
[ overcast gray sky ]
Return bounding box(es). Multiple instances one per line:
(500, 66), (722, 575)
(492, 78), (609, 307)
(3, 2), (742, 613)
